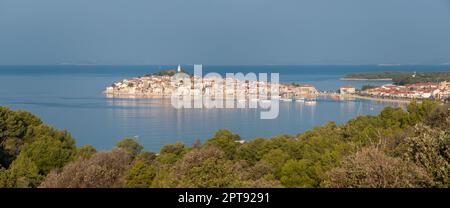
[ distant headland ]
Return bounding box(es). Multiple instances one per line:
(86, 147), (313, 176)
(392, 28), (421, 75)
(342, 71), (450, 85)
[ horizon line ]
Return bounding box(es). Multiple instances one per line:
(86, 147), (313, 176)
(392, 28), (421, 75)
(1, 63), (450, 67)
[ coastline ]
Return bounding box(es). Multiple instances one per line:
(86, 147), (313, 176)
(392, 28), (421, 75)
(106, 91), (413, 104)
(348, 94), (412, 104)
(340, 78), (393, 81)
(104, 71), (448, 103)
(318, 93), (412, 104)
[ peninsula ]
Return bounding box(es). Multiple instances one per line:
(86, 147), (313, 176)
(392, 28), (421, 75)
(104, 66), (320, 100)
(342, 71), (450, 85)
(105, 68), (450, 102)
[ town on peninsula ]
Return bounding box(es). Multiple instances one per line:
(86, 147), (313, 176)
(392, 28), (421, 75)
(105, 66), (450, 102)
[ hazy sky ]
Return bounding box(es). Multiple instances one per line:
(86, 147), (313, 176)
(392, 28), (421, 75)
(1, 0), (450, 65)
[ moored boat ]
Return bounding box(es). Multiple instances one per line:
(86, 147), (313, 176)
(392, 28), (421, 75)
(280, 98), (292, 102)
(305, 99), (317, 105)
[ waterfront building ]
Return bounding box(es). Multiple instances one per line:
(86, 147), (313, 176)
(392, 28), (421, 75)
(105, 71), (322, 100)
(362, 82), (450, 100)
(340, 85), (356, 94)
(293, 84), (318, 96)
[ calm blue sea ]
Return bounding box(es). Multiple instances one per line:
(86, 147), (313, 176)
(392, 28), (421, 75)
(0, 65), (449, 151)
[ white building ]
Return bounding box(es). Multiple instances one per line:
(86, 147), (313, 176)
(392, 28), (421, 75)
(340, 85), (356, 94)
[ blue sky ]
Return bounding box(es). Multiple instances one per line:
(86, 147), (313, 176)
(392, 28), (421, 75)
(1, 0), (450, 65)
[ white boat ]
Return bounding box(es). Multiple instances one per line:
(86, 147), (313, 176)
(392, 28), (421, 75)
(295, 98), (305, 103)
(305, 100), (317, 105)
(280, 98), (292, 102)
(237, 99), (247, 103)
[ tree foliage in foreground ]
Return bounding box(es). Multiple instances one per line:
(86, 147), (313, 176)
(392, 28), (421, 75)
(40, 148), (132, 188)
(1, 100), (449, 188)
(325, 147), (432, 188)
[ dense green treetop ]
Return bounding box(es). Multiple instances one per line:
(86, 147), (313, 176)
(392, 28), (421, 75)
(1, 101), (449, 188)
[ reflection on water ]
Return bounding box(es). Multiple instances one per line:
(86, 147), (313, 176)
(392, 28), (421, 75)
(0, 95), (403, 151)
(0, 65), (417, 151)
(98, 96), (398, 151)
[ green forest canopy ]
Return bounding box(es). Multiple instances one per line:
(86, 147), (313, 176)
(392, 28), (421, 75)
(1, 101), (449, 188)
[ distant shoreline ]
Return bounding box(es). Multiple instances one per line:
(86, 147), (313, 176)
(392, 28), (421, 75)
(340, 78), (393, 81)
(342, 71), (450, 85)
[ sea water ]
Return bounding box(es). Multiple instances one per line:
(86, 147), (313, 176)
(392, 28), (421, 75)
(0, 65), (448, 151)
